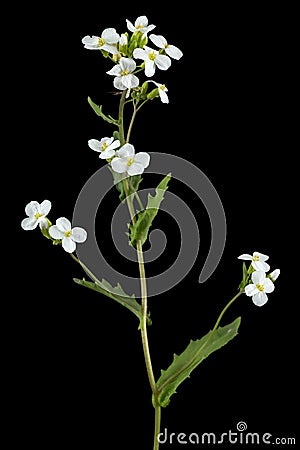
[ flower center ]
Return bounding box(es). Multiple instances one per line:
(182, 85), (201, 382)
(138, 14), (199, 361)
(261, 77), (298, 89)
(127, 158), (135, 167)
(253, 255), (260, 261)
(160, 84), (166, 91)
(149, 51), (157, 61)
(65, 230), (72, 238)
(102, 142), (108, 151)
(34, 213), (43, 220)
(121, 69), (129, 76)
(98, 37), (105, 47)
(137, 24), (143, 30)
(256, 283), (264, 292)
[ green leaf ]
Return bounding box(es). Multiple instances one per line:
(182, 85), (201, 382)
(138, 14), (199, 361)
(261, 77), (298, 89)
(73, 278), (152, 326)
(155, 317), (241, 407)
(129, 174), (171, 247)
(109, 169), (142, 203)
(238, 262), (249, 290)
(87, 97), (119, 126)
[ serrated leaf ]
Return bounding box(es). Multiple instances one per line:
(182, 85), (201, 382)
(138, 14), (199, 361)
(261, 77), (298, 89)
(109, 169), (142, 203)
(155, 317), (241, 407)
(87, 97), (119, 125)
(129, 174), (171, 247)
(73, 278), (151, 326)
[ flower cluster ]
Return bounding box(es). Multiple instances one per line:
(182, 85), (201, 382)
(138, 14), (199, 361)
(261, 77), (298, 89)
(238, 251), (280, 306)
(21, 200), (87, 253)
(82, 15), (183, 102)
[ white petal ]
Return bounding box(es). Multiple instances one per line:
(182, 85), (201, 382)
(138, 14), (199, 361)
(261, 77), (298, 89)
(126, 19), (136, 33)
(102, 28), (120, 44)
(253, 251), (269, 262)
(39, 218), (49, 229)
(133, 48), (147, 60)
(159, 89), (169, 103)
(145, 60), (155, 77)
(117, 143), (135, 158)
(263, 278), (275, 293)
(145, 25), (156, 33)
(119, 34), (128, 46)
(238, 254), (253, 260)
(155, 54), (171, 71)
(134, 152), (150, 168)
(111, 157), (129, 174)
(56, 217), (71, 233)
(82, 35), (99, 46)
(122, 74), (139, 89)
(99, 148), (116, 159)
(25, 201), (39, 217)
(252, 292), (268, 307)
(62, 237), (76, 253)
(148, 80), (159, 87)
(21, 217), (38, 230)
(149, 34), (167, 48)
(166, 45), (183, 60)
(107, 65), (122, 76)
(102, 44), (119, 55)
(252, 260), (270, 272)
(135, 16), (148, 27)
(245, 284), (259, 297)
(39, 200), (51, 215)
(88, 139), (102, 152)
(127, 162), (145, 176)
(252, 270), (265, 284)
(120, 57), (136, 73)
(49, 225), (64, 239)
(114, 77), (127, 90)
(71, 227), (87, 243)
(107, 140), (120, 151)
(269, 269), (280, 281)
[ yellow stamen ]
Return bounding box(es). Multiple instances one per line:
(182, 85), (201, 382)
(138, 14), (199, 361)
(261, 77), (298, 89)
(65, 230), (72, 238)
(34, 213), (42, 220)
(101, 142), (108, 151)
(149, 51), (156, 61)
(127, 158), (135, 167)
(253, 255), (260, 261)
(98, 37), (105, 47)
(256, 284), (264, 292)
(121, 69), (129, 76)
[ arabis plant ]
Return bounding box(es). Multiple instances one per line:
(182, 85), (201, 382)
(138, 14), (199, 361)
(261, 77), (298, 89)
(21, 15), (280, 450)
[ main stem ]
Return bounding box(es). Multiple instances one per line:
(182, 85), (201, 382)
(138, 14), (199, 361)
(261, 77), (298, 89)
(118, 93), (161, 450)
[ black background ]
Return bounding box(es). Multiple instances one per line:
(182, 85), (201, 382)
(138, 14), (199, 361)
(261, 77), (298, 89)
(11, 2), (297, 449)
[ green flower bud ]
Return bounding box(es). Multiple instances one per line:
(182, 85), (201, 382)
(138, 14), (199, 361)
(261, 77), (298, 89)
(147, 88), (159, 100)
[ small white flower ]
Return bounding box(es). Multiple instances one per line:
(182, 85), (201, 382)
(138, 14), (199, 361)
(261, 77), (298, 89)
(245, 271), (275, 306)
(21, 200), (51, 230)
(126, 16), (155, 34)
(49, 218), (87, 253)
(149, 34), (183, 60)
(88, 137), (120, 159)
(238, 251), (270, 272)
(107, 57), (139, 91)
(111, 144), (150, 176)
(148, 80), (169, 103)
(82, 28), (120, 54)
(269, 269), (280, 281)
(133, 46), (171, 77)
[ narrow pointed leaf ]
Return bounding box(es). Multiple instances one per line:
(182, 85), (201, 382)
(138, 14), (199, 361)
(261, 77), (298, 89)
(156, 317), (241, 407)
(73, 278), (151, 325)
(129, 174), (171, 247)
(87, 97), (119, 125)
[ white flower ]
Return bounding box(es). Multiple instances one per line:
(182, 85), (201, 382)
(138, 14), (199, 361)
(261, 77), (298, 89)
(88, 137), (120, 159)
(149, 34), (183, 60)
(21, 200), (51, 230)
(111, 144), (150, 176)
(49, 218), (87, 253)
(133, 46), (171, 77)
(269, 269), (280, 281)
(126, 16), (155, 34)
(82, 28), (120, 54)
(107, 57), (139, 91)
(148, 80), (169, 103)
(238, 251), (270, 272)
(245, 271), (275, 306)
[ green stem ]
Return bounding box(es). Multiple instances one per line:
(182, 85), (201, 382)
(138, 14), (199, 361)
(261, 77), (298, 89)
(118, 91), (127, 145)
(154, 404), (161, 450)
(126, 102), (137, 143)
(211, 290), (244, 335)
(70, 253), (101, 284)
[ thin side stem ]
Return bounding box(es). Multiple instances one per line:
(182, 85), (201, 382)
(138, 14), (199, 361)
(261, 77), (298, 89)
(118, 91), (127, 145)
(211, 290), (244, 334)
(126, 103), (137, 143)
